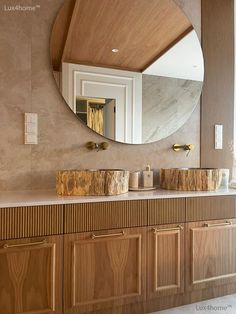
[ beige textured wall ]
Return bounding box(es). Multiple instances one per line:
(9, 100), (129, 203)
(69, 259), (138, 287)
(201, 0), (234, 170)
(0, 0), (201, 191)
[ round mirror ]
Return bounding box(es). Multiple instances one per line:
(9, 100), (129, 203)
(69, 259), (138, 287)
(50, 0), (204, 144)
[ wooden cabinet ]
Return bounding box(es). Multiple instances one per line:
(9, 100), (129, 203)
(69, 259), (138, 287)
(0, 236), (63, 314)
(147, 224), (184, 299)
(186, 219), (236, 291)
(1, 196), (236, 314)
(64, 228), (146, 314)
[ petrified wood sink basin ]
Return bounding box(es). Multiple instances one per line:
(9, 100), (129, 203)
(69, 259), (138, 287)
(160, 168), (222, 191)
(56, 169), (129, 196)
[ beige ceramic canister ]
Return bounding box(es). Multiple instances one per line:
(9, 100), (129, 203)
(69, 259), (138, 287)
(129, 171), (140, 189)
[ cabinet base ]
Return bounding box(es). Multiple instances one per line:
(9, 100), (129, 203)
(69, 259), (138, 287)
(66, 302), (146, 314)
(147, 283), (236, 313)
(86, 284), (236, 314)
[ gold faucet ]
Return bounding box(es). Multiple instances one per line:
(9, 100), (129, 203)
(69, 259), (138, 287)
(86, 141), (109, 152)
(172, 144), (194, 152)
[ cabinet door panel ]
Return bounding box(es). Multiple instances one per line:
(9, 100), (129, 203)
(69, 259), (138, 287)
(147, 224), (184, 299)
(0, 236), (62, 314)
(64, 228), (146, 313)
(186, 219), (236, 291)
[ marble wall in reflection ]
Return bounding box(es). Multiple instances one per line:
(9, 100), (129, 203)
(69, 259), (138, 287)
(142, 75), (203, 143)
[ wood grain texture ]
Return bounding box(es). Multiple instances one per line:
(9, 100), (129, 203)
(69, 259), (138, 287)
(64, 201), (148, 233)
(186, 196), (236, 222)
(1, 194), (236, 313)
(50, 0), (76, 71)
(201, 0), (234, 169)
(147, 224), (184, 299)
(185, 219), (236, 291)
(0, 205), (63, 240)
(53, 0), (192, 72)
(83, 302), (146, 314)
(64, 228), (146, 313)
(148, 199), (185, 225)
(56, 170), (129, 196)
(160, 168), (222, 191)
(0, 235), (63, 314)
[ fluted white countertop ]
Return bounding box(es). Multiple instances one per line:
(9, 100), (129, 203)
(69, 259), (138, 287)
(0, 188), (236, 208)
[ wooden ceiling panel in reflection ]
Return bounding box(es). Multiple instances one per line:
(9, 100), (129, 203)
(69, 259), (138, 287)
(51, 0), (193, 72)
(50, 0), (76, 71)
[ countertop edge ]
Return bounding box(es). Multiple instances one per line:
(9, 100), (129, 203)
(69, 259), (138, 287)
(0, 188), (236, 208)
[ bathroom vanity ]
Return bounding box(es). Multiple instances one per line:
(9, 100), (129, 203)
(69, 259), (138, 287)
(0, 0), (234, 313)
(1, 189), (236, 314)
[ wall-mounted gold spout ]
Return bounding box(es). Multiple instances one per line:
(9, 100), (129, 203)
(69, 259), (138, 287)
(172, 144), (194, 152)
(86, 141), (109, 152)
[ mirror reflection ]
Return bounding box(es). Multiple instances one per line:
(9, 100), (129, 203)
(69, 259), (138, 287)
(50, 0), (204, 144)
